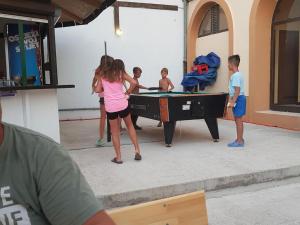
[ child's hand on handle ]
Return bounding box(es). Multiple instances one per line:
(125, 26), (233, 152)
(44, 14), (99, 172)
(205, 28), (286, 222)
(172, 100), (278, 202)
(124, 90), (130, 99)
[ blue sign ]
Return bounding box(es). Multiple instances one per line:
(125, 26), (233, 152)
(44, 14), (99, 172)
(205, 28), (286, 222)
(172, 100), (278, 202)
(7, 24), (42, 86)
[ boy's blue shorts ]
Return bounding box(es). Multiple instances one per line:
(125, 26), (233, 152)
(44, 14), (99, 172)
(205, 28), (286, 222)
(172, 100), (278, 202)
(233, 95), (246, 118)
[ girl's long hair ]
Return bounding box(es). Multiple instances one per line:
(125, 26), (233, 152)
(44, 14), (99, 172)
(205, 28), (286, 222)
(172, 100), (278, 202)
(102, 59), (126, 83)
(95, 55), (114, 75)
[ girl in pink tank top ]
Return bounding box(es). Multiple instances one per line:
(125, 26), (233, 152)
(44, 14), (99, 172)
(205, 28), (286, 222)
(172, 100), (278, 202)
(101, 78), (128, 113)
(92, 55), (114, 147)
(98, 59), (142, 164)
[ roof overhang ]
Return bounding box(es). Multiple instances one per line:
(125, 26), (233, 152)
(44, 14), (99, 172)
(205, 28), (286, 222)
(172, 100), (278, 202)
(0, 0), (116, 27)
(54, 0), (116, 27)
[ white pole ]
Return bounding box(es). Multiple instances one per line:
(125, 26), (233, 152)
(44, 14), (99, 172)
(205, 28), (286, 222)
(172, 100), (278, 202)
(4, 31), (10, 80)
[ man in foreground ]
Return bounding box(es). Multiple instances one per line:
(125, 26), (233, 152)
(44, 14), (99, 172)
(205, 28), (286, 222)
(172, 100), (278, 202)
(0, 103), (116, 225)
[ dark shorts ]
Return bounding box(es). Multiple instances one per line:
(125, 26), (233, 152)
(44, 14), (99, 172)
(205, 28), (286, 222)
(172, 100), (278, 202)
(106, 106), (130, 120)
(233, 95), (247, 118)
(99, 97), (104, 105)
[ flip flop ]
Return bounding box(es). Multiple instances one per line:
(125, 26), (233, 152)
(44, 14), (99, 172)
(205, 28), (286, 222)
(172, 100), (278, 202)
(111, 158), (123, 164)
(134, 153), (142, 161)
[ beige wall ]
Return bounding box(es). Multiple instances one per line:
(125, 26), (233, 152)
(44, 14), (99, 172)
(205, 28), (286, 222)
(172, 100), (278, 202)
(196, 31), (229, 92)
(188, 0), (254, 95)
(188, 0), (300, 130)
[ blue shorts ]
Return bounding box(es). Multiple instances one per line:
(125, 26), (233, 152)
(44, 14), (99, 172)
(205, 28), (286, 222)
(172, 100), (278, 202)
(233, 95), (246, 118)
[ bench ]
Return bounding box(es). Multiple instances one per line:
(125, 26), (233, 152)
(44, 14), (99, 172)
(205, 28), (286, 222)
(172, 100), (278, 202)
(108, 191), (208, 225)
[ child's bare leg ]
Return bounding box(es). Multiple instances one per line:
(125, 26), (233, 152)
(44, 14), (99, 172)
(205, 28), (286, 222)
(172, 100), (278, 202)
(109, 118), (122, 161)
(235, 117), (244, 143)
(119, 117), (124, 130)
(99, 105), (106, 140)
(123, 114), (141, 154)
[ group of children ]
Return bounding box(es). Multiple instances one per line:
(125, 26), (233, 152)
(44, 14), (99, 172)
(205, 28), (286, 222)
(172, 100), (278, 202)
(92, 55), (174, 164)
(92, 54), (246, 164)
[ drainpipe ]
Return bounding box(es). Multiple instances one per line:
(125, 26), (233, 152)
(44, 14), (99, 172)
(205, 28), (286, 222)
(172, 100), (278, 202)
(183, 0), (188, 75)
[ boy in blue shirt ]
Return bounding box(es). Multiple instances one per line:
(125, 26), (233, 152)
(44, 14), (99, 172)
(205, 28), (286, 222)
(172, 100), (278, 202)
(227, 55), (246, 147)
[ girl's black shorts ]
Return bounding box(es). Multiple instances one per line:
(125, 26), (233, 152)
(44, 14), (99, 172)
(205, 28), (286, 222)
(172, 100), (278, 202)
(106, 106), (130, 120)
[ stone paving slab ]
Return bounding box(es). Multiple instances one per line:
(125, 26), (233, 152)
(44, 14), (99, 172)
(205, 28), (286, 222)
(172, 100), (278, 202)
(207, 177), (300, 225)
(61, 117), (300, 208)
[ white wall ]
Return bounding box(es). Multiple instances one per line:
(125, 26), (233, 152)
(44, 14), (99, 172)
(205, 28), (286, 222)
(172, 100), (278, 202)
(196, 31), (229, 92)
(56, 0), (184, 110)
(1, 90), (61, 142)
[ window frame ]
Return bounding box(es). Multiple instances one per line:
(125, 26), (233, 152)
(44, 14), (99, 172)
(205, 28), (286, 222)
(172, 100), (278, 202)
(198, 4), (228, 38)
(0, 9), (58, 87)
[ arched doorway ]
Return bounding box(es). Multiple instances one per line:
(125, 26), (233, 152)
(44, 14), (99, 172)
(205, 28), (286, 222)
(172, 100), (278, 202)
(271, 0), (300, 112)
(188, 0), (233, 92)
(249, 0), (300, 129)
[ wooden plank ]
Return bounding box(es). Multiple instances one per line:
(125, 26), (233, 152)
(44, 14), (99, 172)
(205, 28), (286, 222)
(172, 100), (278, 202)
(0, 0), (54, 16)
(52, 3), (84, 23)
(114, 4), (120, 32)
(47, 16), (58, 85)
(117, 1), (178, 11)
(81, 0), (102, 8)
(108, 191), (208, 225)
(159, 98), (169, 122)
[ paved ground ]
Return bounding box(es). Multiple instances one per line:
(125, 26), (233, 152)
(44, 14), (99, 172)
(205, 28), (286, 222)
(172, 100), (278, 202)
(60, 115), (300, 208)
(207, 177), (300, 225)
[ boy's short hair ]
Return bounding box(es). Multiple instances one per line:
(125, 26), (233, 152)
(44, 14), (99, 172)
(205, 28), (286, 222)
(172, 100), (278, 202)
(161, 68), (168, 74)
(228, 55), (240, 67)
(133, 67), (142, 74)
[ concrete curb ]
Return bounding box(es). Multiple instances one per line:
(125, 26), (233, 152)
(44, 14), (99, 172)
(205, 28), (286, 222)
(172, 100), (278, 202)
(98, 165), (300, 209)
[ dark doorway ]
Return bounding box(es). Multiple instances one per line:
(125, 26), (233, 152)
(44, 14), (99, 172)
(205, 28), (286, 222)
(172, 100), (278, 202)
(277, 30), (299, 105)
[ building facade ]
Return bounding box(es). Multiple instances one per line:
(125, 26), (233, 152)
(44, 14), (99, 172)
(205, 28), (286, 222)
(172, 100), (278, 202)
(188, 0), (300, 130)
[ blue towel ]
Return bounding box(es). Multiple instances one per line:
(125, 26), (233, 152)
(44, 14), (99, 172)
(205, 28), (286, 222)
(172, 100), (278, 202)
(182, 52), (220, 90)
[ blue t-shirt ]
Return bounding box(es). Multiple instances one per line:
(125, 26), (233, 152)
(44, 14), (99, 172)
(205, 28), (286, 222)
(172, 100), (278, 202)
(229, 72), (245, 97)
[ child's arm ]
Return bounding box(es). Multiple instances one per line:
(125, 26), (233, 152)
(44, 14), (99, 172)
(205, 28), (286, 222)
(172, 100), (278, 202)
(138, 84), (148, 90)
(92, 74), (97, 94)
(228, 75), (241, 107)
(96, 78), (104, 93)
(124, 73), (137, 94)
(228, 87), (240, 108)
(168, 78), (174, 91)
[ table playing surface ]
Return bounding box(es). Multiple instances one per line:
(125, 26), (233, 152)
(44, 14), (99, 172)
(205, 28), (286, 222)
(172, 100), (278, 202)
(132, 91), (225, 97)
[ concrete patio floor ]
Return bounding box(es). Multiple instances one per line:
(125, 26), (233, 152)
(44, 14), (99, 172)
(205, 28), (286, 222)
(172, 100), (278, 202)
(60, 114), (300, 208)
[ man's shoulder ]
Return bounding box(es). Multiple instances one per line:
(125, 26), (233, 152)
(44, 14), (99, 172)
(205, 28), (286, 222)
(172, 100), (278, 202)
(4, 123), (58, 148)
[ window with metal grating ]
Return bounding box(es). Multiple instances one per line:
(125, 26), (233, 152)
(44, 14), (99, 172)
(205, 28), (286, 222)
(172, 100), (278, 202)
(198, 4), (228, 37)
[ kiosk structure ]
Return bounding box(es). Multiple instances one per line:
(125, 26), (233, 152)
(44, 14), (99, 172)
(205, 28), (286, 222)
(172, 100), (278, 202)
(0, 0), (115, 142)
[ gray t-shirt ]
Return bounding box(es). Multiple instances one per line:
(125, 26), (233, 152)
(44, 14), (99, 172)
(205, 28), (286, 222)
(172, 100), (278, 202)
(0, 123), (103, 225)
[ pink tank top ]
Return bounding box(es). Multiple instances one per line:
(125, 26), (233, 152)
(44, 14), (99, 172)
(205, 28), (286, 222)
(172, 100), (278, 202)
(101, 78), (128, 113)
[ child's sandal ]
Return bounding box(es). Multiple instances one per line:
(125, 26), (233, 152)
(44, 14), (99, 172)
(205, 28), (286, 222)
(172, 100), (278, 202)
(134, 153), (142, 161)
(111, 158), (123, 164)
